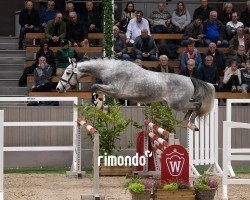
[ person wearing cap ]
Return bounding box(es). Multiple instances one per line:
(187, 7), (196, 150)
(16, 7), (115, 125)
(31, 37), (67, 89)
(45, 12), (66, 46)
(56, 40), (79, 76)
(181, 15), (204, 47)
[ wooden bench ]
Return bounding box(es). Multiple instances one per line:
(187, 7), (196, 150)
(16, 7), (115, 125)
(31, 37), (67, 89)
(177, 47), (230, 54)
(215, 92), (250, 99)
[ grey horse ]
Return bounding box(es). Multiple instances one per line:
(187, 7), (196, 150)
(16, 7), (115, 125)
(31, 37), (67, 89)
(56, 58), (215, 131)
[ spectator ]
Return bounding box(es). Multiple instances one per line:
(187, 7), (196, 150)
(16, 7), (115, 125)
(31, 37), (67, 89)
(193, 0), (213, 22)
(40, 0), (57, 31)
(56, 40), (79, 76)
(181, 15), (204, 47)
(229, 27), (250, 55)
(226, 12), (244, 40)
(154, 55), (174, 73)
(232, 45), (247, 69)
(67, 11), (88, 47)
(205, 42), (226, 76)
(19, 0), (41, 49)
(116, 1), (136, 33)
(218, 3), (234, 25)
(133, 28), (157, 61)
(171, 1), (191, 33)
(180, 58), (202, 79)
(82, 1), (102, 33)
(63, 2), (80, 23)
(45, 12), (66, 47)
(200, 55), (220, 90)
(180, 41), (202, 70)
(19, 41), (56, 86)
(30, 56), (52, 92)
(240, 0), (250, 33)
(241, 60), (250, 93)
(203, 11), (228, 47)
(223, 59), (242, 92)
(126, 10), (151, 45)
(113, 26), (130, 60)
(148, 3), (173, 34)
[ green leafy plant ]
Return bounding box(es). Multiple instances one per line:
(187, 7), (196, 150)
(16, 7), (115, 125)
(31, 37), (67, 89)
(163, 183), (179, 191)
(194, 176), (218, 190)
(143, 102), (180, 133)
(128, 183), (146, 193)
(78, 101), (132, 156)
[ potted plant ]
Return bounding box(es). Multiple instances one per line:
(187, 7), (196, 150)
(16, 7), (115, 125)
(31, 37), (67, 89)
(78, 101), (132, 175)
(194, 176), (218, 200)
(127, 178), (152, 200)
(154, 180), (195, 200)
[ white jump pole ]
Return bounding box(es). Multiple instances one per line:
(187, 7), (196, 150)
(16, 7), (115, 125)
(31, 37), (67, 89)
(0, 110), (4, 200)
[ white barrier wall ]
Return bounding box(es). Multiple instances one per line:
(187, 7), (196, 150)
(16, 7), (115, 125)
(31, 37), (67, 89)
(0, 110), (3, 200)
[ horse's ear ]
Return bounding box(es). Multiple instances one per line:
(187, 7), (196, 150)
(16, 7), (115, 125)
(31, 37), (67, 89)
(68, 58), (72, 64)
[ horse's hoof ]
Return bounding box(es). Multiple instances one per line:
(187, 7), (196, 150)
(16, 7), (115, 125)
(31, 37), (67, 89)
(187, 122), (199, 132)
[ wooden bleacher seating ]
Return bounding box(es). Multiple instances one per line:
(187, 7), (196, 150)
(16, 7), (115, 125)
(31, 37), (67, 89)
(26, 46), (103, 53)
(215, 92), (250, 99)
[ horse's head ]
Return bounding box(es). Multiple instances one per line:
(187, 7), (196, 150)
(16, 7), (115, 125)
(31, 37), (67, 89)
(56, 59), (80, 92)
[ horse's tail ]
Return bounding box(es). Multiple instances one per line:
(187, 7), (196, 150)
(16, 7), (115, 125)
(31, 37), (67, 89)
(190, 77), (215, 117)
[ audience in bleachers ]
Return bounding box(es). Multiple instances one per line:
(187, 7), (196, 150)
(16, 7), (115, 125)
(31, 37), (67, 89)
(56, 40), (79, 76)
(154, 55), (174, 73)
(232, 45), (247, 69)
(205, 42), (226, 76)
(218, 3), (234, 25)
(133, 28), (157, 61)
(116, 1), (136, 33)
(181, 15), (204, 47)
(222, 59), (242, 92)
(240, 60), (250, 93)
(240, 1), (250, 34)
(203, 11), (228, 47)
(180, 58), (202, 79)
(67, 11), (88, 47)
(126, 10), (151, 46)
(39, 0), (57, 31)
(45, 12), (66, 47)
(148, 3), (173, 34)
(30, 56), (52, 92)
(63, 2), (77, 23)
(180, 41), (202, 70)
(193, 0), (213, 22)
(226, 12), (244, 40)
(113, 26), (130, 61)
(229, 27), (250, 55)
(19, 0), (41, 49)
(171, 1), (191, 33)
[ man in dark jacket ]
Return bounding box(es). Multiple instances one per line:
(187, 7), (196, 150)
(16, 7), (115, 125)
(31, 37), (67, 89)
(240, 1), (250, 33)
(133, 29), (157, 61)
(193, 0), (214, 22)
(232, 45), (248, 69)
(218, 3), (234, 25)
(67, 11), (88, 47)
(154, 55), (174, 73)
(181, 58), (202, 80)
(19, 0), (41, 49)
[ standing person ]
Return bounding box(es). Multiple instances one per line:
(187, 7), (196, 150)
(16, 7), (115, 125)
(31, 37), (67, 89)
(241, 60), (250, 93)
(19, 0), (41, 49)
(31, 56), (52, 92)
(222, 59), (242, 92)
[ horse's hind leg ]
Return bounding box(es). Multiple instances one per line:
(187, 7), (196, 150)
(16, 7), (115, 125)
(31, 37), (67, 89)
(187, 111), (199, 131)
(91, 84), (118, 96)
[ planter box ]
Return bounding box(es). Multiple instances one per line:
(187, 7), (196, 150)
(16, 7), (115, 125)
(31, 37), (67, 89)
(130, 190), (151, 200)
(195, 188), (216, 200)
(154, 189), (195, 200)
(99, 165), (132, 176)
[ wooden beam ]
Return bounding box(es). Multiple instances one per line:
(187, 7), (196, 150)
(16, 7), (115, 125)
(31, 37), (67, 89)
(215, 92), (250, 99)
(28, 91), (103, 98)
(152, 34), (183, 40)
(27, 75), (96, 83)
(26, 46), (103, 53)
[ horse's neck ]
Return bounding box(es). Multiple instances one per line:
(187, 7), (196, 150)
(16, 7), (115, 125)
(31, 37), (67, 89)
(80, 60), (109, 78)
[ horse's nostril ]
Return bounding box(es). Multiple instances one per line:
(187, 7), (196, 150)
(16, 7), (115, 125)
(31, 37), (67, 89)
(56, 87), (60, 91)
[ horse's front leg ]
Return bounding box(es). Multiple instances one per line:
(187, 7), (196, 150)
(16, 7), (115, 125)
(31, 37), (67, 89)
(91, 84), (118, 96)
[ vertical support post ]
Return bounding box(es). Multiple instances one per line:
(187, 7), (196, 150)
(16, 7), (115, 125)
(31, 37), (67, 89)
(93, 132), (100, 199)
(222, 121), (229, 200)
(0, 110), (4, 200)
(72, 98), (79, 172)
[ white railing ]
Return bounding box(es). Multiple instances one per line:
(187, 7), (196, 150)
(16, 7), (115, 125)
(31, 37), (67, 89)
(188, 99), (222, 177)
(0, 110), (3, 200)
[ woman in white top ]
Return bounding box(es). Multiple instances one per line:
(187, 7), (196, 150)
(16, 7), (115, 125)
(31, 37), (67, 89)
(171, 1), (191, 33)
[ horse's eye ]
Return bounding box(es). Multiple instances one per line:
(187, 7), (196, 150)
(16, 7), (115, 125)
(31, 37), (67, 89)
(66, 72), (71, 75)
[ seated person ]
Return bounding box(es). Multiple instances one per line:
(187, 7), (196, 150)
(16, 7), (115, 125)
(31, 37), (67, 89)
(154, 55), (174, 73)
(56, 40), (79, 76)
(30, 56), (52, 92)
(19, 41), (56, 86)
(180, 58), (202, 79)
(63, 1), (78, 23)
(171, 1), (191, 33)
(67, 11), (88, 47)
(232, 45), (247, 69)
(193, 0), (214, 22)
(133, 29), (157, 61)
(241, 60), (250, 93)
(45, 12), (66, 47)
(180, 41), (202, 71)
(222, 59), (242, 92)
(40, 0), (57, 31)
(203, 11), (228, 47)
(229, 27), (250, 55)
(113, 26), (130, 60)
(19, 0), (41, 49)
(240, 1), (250, 33)
(218, 3), (234, 25)
(181, 15), (204, 47)
(200, 55), (220, 91)
(148, 2), (173, 33)
(204, 42), (226, 76)
(226, 12), (244, 40)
